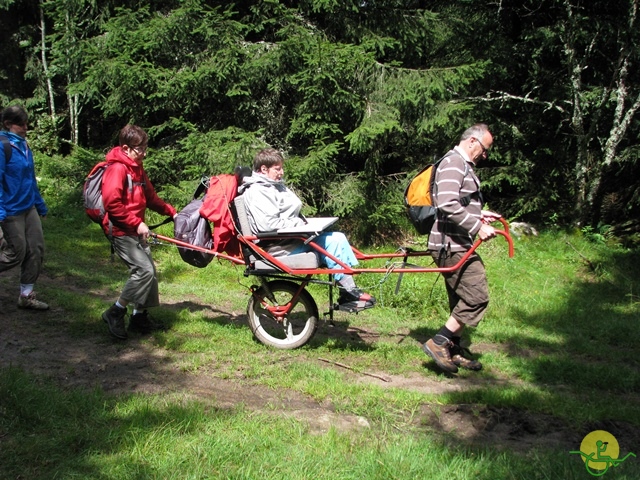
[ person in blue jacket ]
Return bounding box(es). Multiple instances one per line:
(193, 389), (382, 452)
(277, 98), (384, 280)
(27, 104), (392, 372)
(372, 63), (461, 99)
(0, 105), (49, 310)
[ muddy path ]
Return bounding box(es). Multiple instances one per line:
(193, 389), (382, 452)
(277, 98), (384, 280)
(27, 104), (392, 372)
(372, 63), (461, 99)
(2, 270), (634, 453)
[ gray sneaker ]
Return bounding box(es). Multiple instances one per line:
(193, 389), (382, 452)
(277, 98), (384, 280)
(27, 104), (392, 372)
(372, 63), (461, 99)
(102, 304), (127, 339)
(17, 292), (50, 310)
(422, 338), (458, 373)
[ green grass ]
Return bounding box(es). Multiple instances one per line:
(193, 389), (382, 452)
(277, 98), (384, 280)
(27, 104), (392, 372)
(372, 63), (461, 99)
(0, 368), (615, 480)
(1, 210), (640, 479)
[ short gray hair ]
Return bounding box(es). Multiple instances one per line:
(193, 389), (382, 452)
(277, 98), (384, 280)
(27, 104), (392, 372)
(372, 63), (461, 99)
(460, 123), (490, 142)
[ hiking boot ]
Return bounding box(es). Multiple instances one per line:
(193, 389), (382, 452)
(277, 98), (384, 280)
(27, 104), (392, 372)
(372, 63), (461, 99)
(128, 310), (167, 334)
(451, 338), (482, 371)
(337, 288), (376, 310)
(422, 338), (458, 373)
(17, 292), (50, 310)
(102, 304), (127, 339)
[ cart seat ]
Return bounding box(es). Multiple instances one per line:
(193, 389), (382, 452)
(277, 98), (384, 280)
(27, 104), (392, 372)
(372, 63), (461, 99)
(232, 196), (319, 271)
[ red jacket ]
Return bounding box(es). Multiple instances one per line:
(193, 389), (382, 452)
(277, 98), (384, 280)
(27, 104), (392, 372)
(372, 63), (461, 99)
(101, 147), (176, 237)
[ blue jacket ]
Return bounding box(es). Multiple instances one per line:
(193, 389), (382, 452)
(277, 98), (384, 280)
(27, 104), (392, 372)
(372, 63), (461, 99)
(0, 131), (48, 222)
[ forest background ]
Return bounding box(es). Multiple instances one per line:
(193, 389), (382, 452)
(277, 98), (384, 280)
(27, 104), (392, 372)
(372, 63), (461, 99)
(1, 0), (640, 246)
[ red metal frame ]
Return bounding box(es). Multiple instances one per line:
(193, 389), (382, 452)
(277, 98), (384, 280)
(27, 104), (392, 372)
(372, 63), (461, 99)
(153, 218), (514, 277)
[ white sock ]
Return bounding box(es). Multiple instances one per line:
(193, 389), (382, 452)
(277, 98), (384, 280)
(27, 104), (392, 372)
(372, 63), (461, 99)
(20, 284), (34, 297)
(337, 275), (357, 290)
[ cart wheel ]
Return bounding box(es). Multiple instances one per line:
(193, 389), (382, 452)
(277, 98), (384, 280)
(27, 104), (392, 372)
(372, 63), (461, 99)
(247, 280), (319, 349)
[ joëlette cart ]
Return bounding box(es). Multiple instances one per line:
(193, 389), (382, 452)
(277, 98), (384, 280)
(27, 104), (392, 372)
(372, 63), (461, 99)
(153, 192), (514, 350)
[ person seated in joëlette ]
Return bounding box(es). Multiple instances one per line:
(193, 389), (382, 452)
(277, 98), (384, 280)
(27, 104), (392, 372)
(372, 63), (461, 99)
(238, 148), (375, 309)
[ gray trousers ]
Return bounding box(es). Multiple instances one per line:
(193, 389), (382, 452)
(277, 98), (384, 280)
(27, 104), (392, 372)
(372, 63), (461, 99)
(0, 207), (45, 285)
(111, 235), (159, 309)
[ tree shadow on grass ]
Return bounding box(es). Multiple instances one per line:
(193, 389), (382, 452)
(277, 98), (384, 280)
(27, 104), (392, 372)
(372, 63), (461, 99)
(422, 247), (640, 449)
(307, 315), (375, 352)
(0, 366), (234, 480)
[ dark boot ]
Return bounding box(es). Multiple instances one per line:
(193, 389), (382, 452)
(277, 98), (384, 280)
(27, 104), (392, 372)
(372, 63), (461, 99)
(102, 304), (127, 339)
(336, 287), (376, 311)
(128, 310), (166, 334)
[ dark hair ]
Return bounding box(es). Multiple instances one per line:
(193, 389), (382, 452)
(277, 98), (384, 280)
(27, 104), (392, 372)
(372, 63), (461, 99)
(1, 105), (28, 130)
(118, 124), (148, 148)
(253, 148), (284, 172)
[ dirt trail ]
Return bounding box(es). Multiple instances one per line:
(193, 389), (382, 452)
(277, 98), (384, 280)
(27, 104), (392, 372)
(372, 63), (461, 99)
(1, 270), (629, 452)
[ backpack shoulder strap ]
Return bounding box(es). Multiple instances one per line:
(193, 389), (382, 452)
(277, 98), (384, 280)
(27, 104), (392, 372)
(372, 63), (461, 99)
(0, 135), (12, 162)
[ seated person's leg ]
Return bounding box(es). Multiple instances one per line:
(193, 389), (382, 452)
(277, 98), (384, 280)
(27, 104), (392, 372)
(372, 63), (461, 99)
(293, 232), (375, 307)
(305, 232), (357, 270)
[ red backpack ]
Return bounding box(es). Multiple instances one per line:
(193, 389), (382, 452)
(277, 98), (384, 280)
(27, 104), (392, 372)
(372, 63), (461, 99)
(198, 173), (242, 257)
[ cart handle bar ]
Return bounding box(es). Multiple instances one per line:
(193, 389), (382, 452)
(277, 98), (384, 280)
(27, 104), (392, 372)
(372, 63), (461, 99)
(151, 233), (246, 265)
(350, 229), (513, 275)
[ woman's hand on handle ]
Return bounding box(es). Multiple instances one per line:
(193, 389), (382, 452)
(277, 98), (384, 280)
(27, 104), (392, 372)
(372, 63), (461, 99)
(137, 222), (150, 239)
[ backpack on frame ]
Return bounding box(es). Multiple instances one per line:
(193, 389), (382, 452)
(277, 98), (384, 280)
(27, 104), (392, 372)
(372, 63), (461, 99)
(173, 179), (214, 268)
(173, 166), (252, 267)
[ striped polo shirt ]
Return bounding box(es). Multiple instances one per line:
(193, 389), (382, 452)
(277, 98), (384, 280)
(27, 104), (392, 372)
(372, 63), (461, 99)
(427, 147), (483, 253)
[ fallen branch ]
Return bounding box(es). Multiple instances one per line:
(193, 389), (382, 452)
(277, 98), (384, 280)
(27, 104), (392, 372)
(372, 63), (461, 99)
(318, 357), (391, 382)
(565, 241), (596, 271)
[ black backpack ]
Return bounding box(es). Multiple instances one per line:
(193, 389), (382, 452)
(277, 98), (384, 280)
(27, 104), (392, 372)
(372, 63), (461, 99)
(1, 135), (12, 162)
(173, 180), (214, 268)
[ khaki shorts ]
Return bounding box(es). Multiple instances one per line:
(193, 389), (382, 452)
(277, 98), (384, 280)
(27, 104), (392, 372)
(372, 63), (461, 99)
(431, 251), (489, 327)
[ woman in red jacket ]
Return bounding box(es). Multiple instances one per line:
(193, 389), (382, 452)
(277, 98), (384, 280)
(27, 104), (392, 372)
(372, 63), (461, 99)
(101, 124), (176, 340)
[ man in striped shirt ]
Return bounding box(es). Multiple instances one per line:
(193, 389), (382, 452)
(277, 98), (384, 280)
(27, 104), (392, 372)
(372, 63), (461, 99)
(422, 123), (501, 374)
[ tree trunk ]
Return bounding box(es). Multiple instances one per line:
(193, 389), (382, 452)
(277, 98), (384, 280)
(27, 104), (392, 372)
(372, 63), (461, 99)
(39, 2), (56, 121)
(582, 0), (640, 225)
(562, 1), (590, 225)
(67, 89), (80, 145)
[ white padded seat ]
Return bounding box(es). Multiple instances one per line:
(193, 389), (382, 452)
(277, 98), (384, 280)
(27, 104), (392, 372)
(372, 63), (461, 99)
(251, 252), (318, 271)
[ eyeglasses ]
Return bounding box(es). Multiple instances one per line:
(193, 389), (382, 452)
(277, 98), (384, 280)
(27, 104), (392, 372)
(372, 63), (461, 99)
(131, 145), (147, 155)
(473, 137), (489, 157)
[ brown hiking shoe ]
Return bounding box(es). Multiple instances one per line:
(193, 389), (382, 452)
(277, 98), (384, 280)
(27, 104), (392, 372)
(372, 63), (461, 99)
(422, 338), (458, 373)
(17, 292), (49, 310)
(451, 338), (482, 371)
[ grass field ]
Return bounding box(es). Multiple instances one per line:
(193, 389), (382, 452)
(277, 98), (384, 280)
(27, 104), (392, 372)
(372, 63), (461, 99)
(1, 210), (639, 479)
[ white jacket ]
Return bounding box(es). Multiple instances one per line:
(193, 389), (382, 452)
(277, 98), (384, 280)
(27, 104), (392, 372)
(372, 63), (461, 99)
(239, 172), (305, 234)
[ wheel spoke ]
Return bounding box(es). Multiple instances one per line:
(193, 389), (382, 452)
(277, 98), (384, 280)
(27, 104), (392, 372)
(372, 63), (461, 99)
(247, 280), (319, 349)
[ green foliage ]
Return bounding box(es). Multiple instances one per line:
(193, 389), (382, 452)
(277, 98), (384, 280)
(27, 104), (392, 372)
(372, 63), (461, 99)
(143, 127), (264, 193)
(26, 114), (60, 155)
(3, 205), (640, 478)
(5, 0), (640, 238)
(34, 145), (102, 215)
(74, 2), (246, 128)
